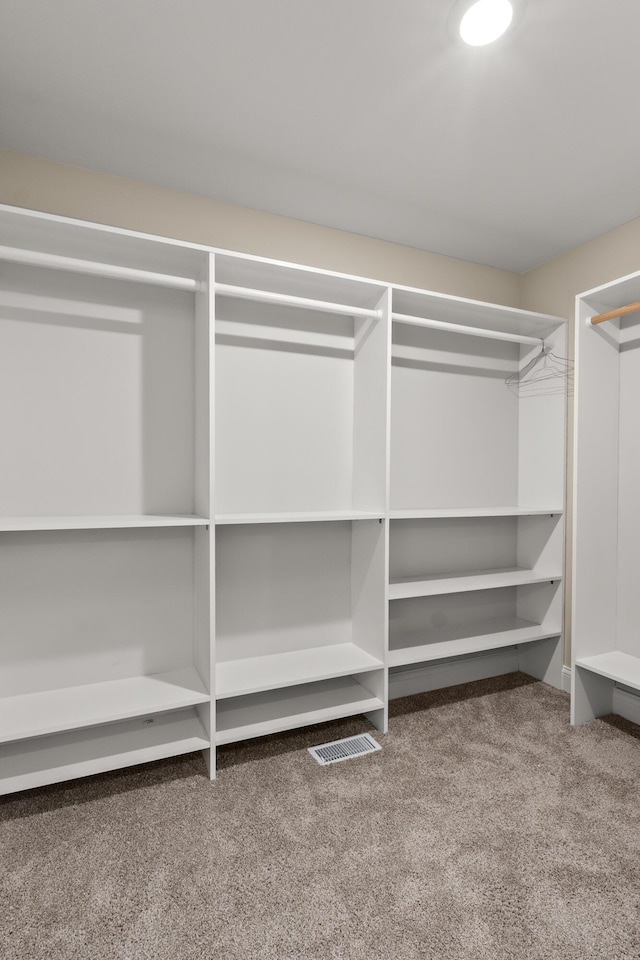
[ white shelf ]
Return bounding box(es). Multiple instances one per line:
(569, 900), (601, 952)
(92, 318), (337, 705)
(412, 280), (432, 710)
(216, 643), (383, 700)
(391, 283), (564, 339)
(0, 667), (210, 744)
(575, 651), (640, 691)
(215, 511), (382, 525)
(389, 617), (561, 667)
(0, 515), (210, 532)
(0, 709), (209, 796)
(389, 507), (563, 520)
(216, 676), (382, 745)
(389, 566), (562, 600)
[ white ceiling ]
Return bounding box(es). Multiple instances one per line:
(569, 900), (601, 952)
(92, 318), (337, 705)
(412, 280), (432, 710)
(0, 0), (638, 272)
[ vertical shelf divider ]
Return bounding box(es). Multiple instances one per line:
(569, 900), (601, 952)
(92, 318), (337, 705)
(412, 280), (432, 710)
(352, 286), (392, 731)
(194, 252), (215, 777)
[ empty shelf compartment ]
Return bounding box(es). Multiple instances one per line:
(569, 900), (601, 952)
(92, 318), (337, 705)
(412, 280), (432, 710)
(216, 643), (383, 700)
(388, 616), (561, 667)
(0, 708), (209, 796)
(216, 675), (383, 745)
(0, 667), (210, 744)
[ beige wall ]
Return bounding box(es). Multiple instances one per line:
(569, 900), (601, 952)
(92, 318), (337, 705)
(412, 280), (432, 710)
(521, 217), (640, 665)
(0, 148), (521, 306)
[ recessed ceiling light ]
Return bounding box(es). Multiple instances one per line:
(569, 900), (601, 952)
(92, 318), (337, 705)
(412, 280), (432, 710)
(449, 0), (524, 47)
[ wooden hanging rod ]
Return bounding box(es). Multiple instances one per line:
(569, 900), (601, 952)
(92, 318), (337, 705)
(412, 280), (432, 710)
(591, 301), (640, 325)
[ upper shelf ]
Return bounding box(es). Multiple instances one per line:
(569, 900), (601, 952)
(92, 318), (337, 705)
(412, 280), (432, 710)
(392, 284), (565, 340)
(389, 566), (563, 600)
(0, 515), (210, 532)
(389, 507), (563, 520)
(1, 205), (565, 339)
(213, 250), (386, 312)
(216, 511), (382, 525)
(0, 204), (209, 285)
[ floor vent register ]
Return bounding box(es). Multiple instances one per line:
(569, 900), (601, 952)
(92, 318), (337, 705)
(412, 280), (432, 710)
(308, 733), (381, 765)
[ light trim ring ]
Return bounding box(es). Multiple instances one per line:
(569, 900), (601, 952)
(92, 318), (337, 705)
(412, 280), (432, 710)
(449, 0), (525, 47)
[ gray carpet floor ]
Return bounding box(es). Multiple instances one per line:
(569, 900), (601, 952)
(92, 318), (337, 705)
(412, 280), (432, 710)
(2, 673), (640, 960)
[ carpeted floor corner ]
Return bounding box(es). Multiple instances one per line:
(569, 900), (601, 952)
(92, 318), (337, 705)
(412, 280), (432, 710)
(2, 672), (640, 959)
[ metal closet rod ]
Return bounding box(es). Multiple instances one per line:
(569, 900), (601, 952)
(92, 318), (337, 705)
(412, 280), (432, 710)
(591, 301), (640, 325)
(0, 245), (198, 291)
(392, 312), (543, 347)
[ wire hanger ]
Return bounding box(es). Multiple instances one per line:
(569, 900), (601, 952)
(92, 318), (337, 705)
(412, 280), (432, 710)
(505, 340), (574, 396)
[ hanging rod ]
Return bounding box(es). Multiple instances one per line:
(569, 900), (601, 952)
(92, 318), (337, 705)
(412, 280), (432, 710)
(392, 312), (543, 347)
(215, 282), (380, 319)
(590, 300), (640, 325)
(0, 245), (198, 291)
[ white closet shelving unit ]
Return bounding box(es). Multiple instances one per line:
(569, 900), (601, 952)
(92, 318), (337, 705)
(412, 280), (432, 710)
(0, 206), (215, 794)
(388, 287), (566, 682)
(0, 204), (566, 794)
(572, 273), (640, 723)
(213, 253), (389, 749)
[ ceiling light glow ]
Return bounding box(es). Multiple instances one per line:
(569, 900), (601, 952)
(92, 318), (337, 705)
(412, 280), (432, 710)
(459, 0), (514, 46)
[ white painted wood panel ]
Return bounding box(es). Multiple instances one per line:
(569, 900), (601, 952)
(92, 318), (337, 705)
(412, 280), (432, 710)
(352, 288), (390, 512)
(572, 296), (621, 670)
(389, 581), (560, 659)
(216, 676), (383, 745)
(615, 315), (640, 656)
(390, 516), (518, 581)
(389, 567), (561, 600)
(575, 651), (640, 691)
(0, 203), (210, 281)
(0, 667), (209, 743)
(389, 507), (563, 519)
(389, 617), (560, 667)
(571, 274), (640, 721)
(0, 515), (208, 531)
(0, 266), (195, 516)
(517, 325), (568, 508)
(0, 528), (195, 697)
(391, 285), (563, 339)
(215, 298), (355, 514)
(215, 511), (382, 524)
(216, 643), (382, 699)
(390, 324), (519, 508)
(0, 204), (569, 784)
(193, 253), (215, 775)
(215, 522), (353, 661)
(214, 251), (386, 310)
(0, 709), (209, 796)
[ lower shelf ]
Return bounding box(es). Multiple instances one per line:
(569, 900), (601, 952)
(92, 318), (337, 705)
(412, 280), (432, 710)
(388, 617), (561, 668)
(575, 651), (640, 691)
(216, 675), (383, 745)
(0, 709), (209, 796)
(216, 642), (383, 699)
(0, 667), (210, 744)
